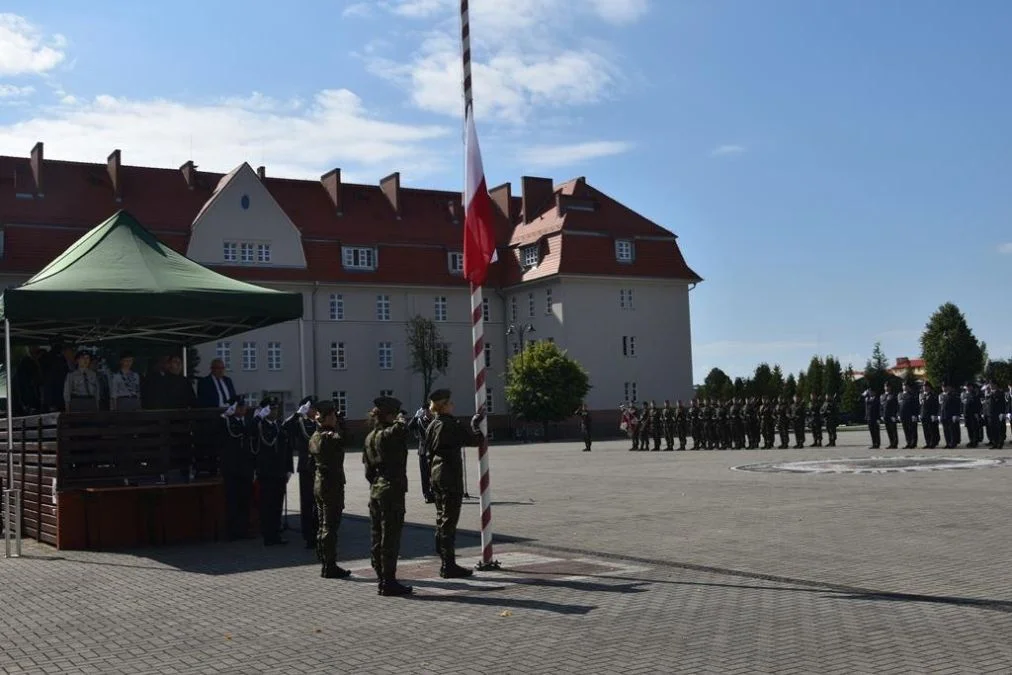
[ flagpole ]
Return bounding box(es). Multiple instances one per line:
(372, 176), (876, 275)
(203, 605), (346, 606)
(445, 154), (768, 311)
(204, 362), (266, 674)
(461, 0), (499, 571)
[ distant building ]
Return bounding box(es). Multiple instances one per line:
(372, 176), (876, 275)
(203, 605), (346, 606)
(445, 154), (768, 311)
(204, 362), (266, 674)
(888, 357), (926, 379)
(0, 143), (701, 424)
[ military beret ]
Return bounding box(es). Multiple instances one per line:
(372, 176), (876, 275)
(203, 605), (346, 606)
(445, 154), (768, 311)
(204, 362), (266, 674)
(374, 396), (402, 414)
(429, 389), (451, 403)
(316, 399), (336, 417)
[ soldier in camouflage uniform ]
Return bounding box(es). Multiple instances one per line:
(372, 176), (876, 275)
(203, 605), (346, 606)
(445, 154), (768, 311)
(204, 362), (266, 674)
(637, 402), (652, 451)
(744, 397), (758, 449)
(760, 397), (775, 449)
(661, 400), (676, 451)
(808, 392), (823, 447)
(674, 400), (688, 450)
(821, 394), (839, 447)
(705, 399), (718, 449)
(310, 399), (352, 579)
(728, 398), (743, 449)
(791, 394), (807, 449)
(713, 400), (727, 449)
(776, 397), (791, 449)
(688, 399), (701, 450)
(650, 400), (664, 451)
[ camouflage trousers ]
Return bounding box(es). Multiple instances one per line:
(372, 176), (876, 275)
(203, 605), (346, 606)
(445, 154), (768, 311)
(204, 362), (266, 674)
(433, 487), (463, 560)
(315, 487), (344, 567)
(369, 490), (406, 580)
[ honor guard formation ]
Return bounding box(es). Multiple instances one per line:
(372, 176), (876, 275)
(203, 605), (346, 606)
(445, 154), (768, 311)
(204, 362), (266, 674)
(220, 388), (485, 596)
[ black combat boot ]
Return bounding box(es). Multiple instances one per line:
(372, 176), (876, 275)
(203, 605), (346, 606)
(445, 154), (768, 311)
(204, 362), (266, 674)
(439, 554), (474, 579)
(378, 579), (414, 596)
(321, 564), (352, 579)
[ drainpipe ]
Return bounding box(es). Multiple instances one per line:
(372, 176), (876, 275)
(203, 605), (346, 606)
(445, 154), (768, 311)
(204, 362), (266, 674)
(310, 282), (320, 396)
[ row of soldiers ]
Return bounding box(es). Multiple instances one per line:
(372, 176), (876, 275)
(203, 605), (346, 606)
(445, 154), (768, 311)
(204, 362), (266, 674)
(620, 394), (841, 451)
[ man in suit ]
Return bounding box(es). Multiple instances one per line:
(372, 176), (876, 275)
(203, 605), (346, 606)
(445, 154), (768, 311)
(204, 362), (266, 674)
(197, 359), (237, 408)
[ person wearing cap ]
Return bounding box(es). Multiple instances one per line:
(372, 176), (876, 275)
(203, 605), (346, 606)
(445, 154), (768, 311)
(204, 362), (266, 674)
(821, 394), (839, 448)
(255, 396), (292, 545)
(962, 383), (982, 449)
(862, 388), (881, 449)
(919, 381), (940, 449)
(880, 383), (899, 449)
(222, 396), (254, 539)
(423, 388), (484, 579)
(898, 381), (919, 449)
(108, 351), (142, 412)
(407, 403), (435, 503)
(574, 403), (592, 452)
(63, 350), (100, 412)
(284, 396), (319, 550)
(940, 383), (962, 449)
(309, 399), (351, 578)
(362, 396), (413, 596)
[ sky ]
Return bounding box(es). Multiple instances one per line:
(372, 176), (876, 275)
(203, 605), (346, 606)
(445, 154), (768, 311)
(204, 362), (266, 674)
(1, 0), (1011, 383)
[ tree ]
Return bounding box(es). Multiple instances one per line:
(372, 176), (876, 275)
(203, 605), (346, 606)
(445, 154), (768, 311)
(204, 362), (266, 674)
(864, 342), (890, 393)
(902, 368), (919, 389)
(841, 365), (863, 421)
(824, 356), (844, 398)
(920, 302), (985, 388)
(983, 359), (1012, 389)
(771, 365), (785, 399)
(733, 377), (747, 398)
(806, 356), (825, 398)
(751, 363), (773, 398)
(783, 373), (797, 400)
(702, 367), (733, 400)
(796, 372), (809, 400)
(405, 315), (449, 401)
(504, 341), (590, 433)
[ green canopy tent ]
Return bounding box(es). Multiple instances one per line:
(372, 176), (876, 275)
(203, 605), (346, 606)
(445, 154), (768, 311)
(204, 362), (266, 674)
(0, 210), (304, 488)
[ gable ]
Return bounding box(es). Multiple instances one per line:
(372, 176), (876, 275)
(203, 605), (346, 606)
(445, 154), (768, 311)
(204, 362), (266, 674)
(186, 163), (306, 268)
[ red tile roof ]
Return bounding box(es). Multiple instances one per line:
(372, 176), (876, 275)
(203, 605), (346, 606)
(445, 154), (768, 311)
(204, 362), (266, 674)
(0, 150), (699, 288)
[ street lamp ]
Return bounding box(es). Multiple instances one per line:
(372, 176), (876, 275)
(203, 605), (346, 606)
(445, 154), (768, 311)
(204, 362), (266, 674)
(506, 323), (535, 442)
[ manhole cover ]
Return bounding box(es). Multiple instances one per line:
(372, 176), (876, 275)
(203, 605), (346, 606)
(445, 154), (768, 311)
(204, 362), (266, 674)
(732, 456), (1010, 474)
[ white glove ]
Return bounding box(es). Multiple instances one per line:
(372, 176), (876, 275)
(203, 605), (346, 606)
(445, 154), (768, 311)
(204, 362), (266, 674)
(221, 402), (237, 419)
(932, 416), (939, 422)
(255, 407), (270, 419)
(297, 401), (312, 417)
(286, 472), (293, 482)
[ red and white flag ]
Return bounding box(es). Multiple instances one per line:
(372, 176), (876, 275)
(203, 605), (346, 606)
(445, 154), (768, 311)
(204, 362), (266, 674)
(463, 106), (497, 287)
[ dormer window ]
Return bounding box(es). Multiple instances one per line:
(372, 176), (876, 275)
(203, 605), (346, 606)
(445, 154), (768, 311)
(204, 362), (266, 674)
(240, 242), (255, 263)
(223, 241), (238, 262)
(343, 246), (377, 271)
(521, 245), (539, 268)
(448, 251), (464, 274)
(615, 239), (634, 263)
(224, 240), (272, 265)
(257, 243), (271, 263)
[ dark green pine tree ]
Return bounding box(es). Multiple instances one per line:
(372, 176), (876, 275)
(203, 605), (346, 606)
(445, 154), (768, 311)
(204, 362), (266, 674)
(920, 302), (985, 387)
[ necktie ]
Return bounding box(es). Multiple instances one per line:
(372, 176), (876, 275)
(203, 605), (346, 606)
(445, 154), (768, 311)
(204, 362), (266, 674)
(215, 377), (228, 406)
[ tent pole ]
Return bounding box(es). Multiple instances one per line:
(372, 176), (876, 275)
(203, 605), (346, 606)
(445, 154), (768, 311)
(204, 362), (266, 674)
(5, 319), (13, 491)
(298, 319), (306, 398)
(182, 344), (188, 378)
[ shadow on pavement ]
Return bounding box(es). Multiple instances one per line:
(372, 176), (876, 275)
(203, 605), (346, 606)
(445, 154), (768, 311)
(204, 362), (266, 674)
(409, 594), (596, 616)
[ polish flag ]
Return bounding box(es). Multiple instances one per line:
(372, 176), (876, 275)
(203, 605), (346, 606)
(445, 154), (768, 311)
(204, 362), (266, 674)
(463, 106), (498, 287)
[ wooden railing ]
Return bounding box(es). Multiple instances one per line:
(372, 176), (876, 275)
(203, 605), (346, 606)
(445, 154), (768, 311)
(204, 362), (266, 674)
(0, 414), (60, 544)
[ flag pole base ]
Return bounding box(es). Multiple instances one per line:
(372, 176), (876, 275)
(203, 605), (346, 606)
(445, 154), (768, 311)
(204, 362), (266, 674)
(476, 559), (501, 571)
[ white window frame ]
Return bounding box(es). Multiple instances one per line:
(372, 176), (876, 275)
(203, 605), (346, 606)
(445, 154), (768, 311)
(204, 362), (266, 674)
(222, 241), (238, 263)
(625, 382), (638, 402)
(545, 288), (553, 315)
(528, 292), (535, 318)
(332, 391), (347, 415)
(343, 246), (377, 271)
(484, 342), (492, 368)
(239, 242), (255, 264)
(266, 341), (282, 371)
(482, 297), (490, 322)
(622, 335), (636, 357)
(330, 342), (346, 370)
(436, 342), (450, 370)
(256, 243), (271, 263)
(329, 293), (344, 321)
(434, 296), (447, 322)
(376, 294), (391, 321)
(242, 341), (257, 371)
(522, 245), (539, 268)
(378, 342), (393, 370)
(620, 289), (634, 309)
(615, 239), (634, 262)
(215, 341), (232, 371)
(448, 252), (464, 274)
(485, 387), (494, 414)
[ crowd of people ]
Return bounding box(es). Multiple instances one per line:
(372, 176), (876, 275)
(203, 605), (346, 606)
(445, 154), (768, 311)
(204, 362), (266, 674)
(220, 387), (484, 597)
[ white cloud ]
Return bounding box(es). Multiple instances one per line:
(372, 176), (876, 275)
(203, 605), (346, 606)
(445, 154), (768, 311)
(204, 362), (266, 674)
(519, 140), (633, 168)
(385, 0), (449, 18)
(710, 144), (746, 157)
(0, 84), (34, 98)
(342, 2), (375, 18)
(383, 0), (649, 25)
(0, 14), (67, 76)
(0, 89), (451, 181)
(587, 0), (649, 24)
(997, 242), (1012, 254)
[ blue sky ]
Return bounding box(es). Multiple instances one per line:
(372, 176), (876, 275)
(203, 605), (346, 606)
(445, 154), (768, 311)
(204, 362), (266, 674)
(2, 1), (1011, 383)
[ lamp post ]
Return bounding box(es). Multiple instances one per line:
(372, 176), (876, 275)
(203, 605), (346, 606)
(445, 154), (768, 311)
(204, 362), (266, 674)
(506, 323), (535, 441)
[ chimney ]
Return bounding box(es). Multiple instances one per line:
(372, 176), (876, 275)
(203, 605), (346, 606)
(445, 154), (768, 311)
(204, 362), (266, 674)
(380, 172), (400, 218)
(107, 149), (122, 201)
(521, 176), (554, 224)
(321, 168), (342, 216)
(30, 142), (44, 195)
(489, 182), (512, 220)
(257, 165), (266, 181)
(180, 160), (197, 189)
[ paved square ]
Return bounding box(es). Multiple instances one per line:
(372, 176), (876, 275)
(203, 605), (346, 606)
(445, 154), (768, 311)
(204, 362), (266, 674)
(2, 426), (1011, 673)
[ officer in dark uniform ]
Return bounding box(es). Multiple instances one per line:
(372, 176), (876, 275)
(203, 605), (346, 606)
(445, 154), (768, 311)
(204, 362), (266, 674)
(863, 389), (881, 449)
(881, 383), (899, 449)
(284, 395), (319, 549)
(310, 399), (351, 578)
(407, 404), (434, 502)
(898, 382), (920, 449)
(940, 383), (962, 449)
(962, 383), (982, 448)
(920, 382), (940, 449)
(255, 397), (292, 546)
(790, 394), (806, 449)
(362, 396), (413, 596)
(221, 395), (254, 540)
(808, 392), (823, 447)
(574, 403), (592, 451)
(821, 394), (839, 447)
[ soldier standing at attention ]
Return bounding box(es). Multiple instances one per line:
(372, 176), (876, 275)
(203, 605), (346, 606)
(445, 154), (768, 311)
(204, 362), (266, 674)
(760, 397), (775, 449)
(940, 383), (962, 449)
(639, 402), (654, 451)
(255, 397), (292, 546)
(674, 400), (688, 450)
(699, 400), (712, 449)
(648, 401), (663, 451)
(310, 399), (351, 579)
(661, 400), (675, 451)
(808, 392), (823, 447)
(821, 394), (839, 447)
(714, 400), (728, 449)
(407, 404), (435, 503)
(863, 388), (882, 449)
(688, 399), (701, 450)
(898, 382), (920, 449)
(574, 403), (592, 452)
(881, 383), (899, 449)
(920, 382), (940, 449)
(963, 383), (982, 449)
(790, 394), (807, 449)
(746, 397), (761, 449)
(424, 389), (484, 579)
(284, 396), (319, 550)
(362, 396), (413, 596)
(221, 396), (254, 540)
(729, 398), (745, 450)
(776, 397), (791, 449)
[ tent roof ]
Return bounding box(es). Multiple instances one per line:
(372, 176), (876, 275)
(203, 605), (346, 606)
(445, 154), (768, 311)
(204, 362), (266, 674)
(0, 210), (303, 344)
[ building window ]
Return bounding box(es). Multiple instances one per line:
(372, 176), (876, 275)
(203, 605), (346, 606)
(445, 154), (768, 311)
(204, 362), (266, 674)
(448, 252), (464, 274)
(622, 336), (636, 357)
(378, 342), (393, 370)
(615, 239), (634, 262)
(522, 245), (539, 268)
(330, 342), (346, 370)
(436, 342), (450, 370)
(343, 246), (377, 270)
(379, 389), (394, 398)
(243, 393), (259, 408)
(222, 242), (237, 262)
(624, 382), (638, 403)
(484, 343), (492, 368)
(434, 296), (447, 322)
(332, 391), (347, 415)
(256, 243), (271, 263)
(545, 288), (553, 314)
(620, 289), (634, 309)
(242, 341), (257, 371)
(215, 341), (232, 371)
(510, 296), (517, 322)
(266, 341), (282, 371)
(485, 387), (494, 414)
(528, 293), (535, 318)
(376, 294), (391, 321)
(482, 297), (490, 322)
(329, 293), (344, 321)
(240, 242), (255, 263)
